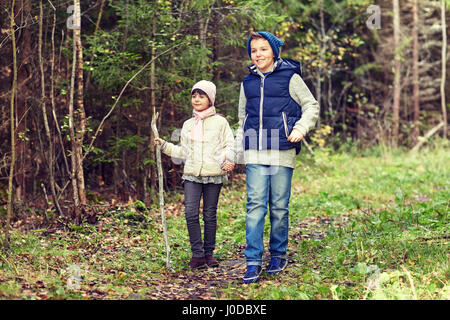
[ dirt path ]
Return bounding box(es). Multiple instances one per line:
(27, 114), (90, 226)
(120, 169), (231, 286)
(139, 214), (347, 300)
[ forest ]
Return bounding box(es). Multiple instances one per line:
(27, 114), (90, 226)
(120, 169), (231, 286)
(0, 0), (448, 300)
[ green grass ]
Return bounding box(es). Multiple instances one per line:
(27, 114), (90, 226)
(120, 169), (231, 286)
(0, 141), (448, 300)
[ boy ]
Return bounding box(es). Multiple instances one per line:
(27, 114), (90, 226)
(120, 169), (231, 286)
(235, 31), (320, 283)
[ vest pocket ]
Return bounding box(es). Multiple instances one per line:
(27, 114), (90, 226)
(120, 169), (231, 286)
(282, 112), (289, 138)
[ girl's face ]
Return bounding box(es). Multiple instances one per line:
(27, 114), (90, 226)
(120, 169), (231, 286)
(250, 38), (274, 73)
(191, 92), (211, 111)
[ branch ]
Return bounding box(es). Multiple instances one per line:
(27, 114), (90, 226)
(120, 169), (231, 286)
(410, 122), (444, 152)
(57, 43), (182, 199)
(151, 112), (171, 270)
(82, 43), (180, 163)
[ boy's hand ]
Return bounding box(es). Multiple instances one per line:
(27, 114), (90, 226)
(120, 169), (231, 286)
(287, 128), (304, 143)
(221, 160), (235, 172)
(154, 138), (164, 147)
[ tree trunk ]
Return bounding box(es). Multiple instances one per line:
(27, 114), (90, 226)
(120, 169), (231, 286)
(39, 0), (62, 217)
(68, 0), (82, 220)
(316, 0), (326, 128)
(49, 1), (70, 181)
(148, 5), (157, 205)
(69, 45), (80, 218)
(14, 0), (32, 203)
(198, 2), (212, 70)
(441, 0), (447, 138)
(74, 0), (87, 206)
(392, 0), (401, 147)
(5, 0), (17, 251)
(68, 0), (87, 217)
(412, 0), (420, 145)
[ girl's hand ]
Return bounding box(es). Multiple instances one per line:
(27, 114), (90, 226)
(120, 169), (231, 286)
(222, 161), (235, 172)
(154, 138), (164, 147)
(287, 128), (304, 143)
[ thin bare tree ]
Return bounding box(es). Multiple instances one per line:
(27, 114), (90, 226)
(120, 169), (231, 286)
(441, 0), (447, 138)
(412, 0), (420, 145)
(148, 4), (157, 205)
(68, 0), (80, 220)
(393, 0), (401, 147)
(49, 0), (71, 182)
(4, 0), (17, 251)
(74, 0), (87, 207)
(39, 0), (63, 217)
(68, 0), (87, 221)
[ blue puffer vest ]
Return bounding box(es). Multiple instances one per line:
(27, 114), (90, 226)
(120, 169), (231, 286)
(243, 58), (302, 154)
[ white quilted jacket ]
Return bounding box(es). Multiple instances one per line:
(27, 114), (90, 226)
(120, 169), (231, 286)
(161, 114), (235, 177)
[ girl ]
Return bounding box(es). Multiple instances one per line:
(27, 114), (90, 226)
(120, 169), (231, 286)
(154, 80), (235, 270)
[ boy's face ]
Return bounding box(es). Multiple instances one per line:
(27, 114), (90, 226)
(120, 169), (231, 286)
(191, 92), (211, 112)
(250, 38), (274, 73)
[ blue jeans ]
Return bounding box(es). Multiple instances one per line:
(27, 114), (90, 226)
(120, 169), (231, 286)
(244, 164), (293, 266)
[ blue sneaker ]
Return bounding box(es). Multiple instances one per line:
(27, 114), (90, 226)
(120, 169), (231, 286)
(243, 265), (262, 284)
(265, 257), (288, 275)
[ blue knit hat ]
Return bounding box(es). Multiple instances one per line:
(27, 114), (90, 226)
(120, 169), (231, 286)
(247, 31), (284, 61)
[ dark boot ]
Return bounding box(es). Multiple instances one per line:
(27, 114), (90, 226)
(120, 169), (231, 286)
(205, 255), (219, 267)
(188, 257), (207, 270)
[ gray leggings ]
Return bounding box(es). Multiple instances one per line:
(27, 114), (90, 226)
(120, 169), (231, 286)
(184, 180), (222, 258)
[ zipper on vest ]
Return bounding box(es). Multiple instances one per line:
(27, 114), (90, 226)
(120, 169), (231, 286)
(243, 114), (249, 129)
(259, 77), (265, 151)
(282, 112), (289, 138)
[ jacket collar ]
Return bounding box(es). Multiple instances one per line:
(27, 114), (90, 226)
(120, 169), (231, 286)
(248, 59), (280, 77)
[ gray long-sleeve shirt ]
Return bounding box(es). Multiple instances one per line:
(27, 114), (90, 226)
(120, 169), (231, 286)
(234, 68), (320, 168)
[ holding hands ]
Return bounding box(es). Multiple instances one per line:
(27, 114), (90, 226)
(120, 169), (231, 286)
(154, 137), (235, 172)
(221, 160), (235, 172)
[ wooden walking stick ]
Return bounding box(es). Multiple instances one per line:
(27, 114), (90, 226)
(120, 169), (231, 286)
(151, 112), (171, 270)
